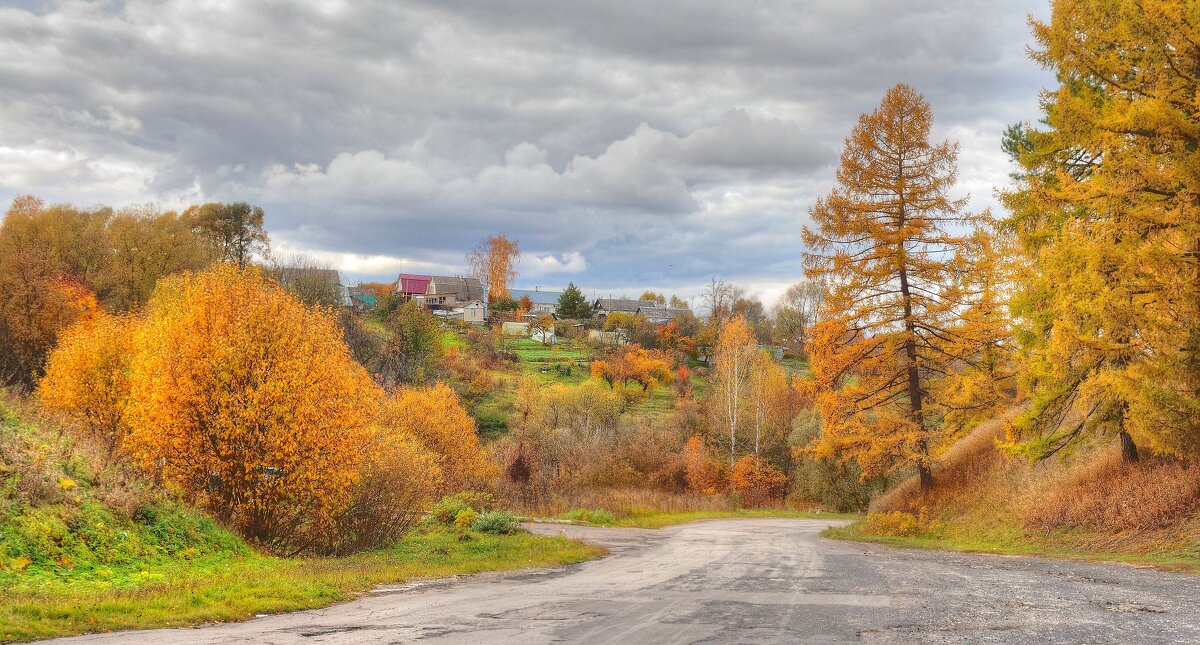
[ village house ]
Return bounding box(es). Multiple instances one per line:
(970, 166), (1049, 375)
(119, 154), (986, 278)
(592, 298), (660, 322)
(396, 273), (432, 301)
(637, 305), (691, 325)
(395, 273), (485, 310)
(509, 287), (562, 316)
(277, 266), (350, 307)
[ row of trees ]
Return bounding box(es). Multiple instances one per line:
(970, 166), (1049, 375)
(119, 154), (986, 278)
(0, 198), (269, 387)
(803, 0), (1200, 491)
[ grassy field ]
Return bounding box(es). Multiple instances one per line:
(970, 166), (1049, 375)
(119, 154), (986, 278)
(506, 337), (592, 385)
(0, 528), (602, 642)
(824, 520), (1200, 572)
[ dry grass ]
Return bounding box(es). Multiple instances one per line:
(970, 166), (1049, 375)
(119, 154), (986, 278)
(515, 487), (735, 518)
(872, 417), (1013, 514)
(1024, 453), (1200, 532)
(841, 409), (1200, 569)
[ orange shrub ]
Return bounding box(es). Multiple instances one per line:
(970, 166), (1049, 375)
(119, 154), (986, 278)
(323, 432), (443, 555)
(123, 265), (381, 552)
(730, 455), (787, 507)
(39, 313), (136, 457)
(591, 346), (673, 392)
(682, 435), (723, 495)
(379, 382), (500, 493)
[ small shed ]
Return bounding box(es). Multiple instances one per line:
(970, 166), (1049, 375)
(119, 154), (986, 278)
(502, 321), (529, 336)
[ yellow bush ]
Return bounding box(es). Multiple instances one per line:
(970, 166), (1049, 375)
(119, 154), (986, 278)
(123, 265), (382, 553)
(862, 508), (939, 537)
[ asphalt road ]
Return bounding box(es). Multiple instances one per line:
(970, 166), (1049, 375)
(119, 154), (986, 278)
(46, 519), (1200, 644)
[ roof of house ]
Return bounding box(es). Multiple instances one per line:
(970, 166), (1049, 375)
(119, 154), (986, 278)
(594, 298), (660, 313)
(349, 292), (377, 307)
(638, 306), (690, 321)
(508, 288), (562, 306)
(397, 273), (432, 294)
(428, 276), (484, 302)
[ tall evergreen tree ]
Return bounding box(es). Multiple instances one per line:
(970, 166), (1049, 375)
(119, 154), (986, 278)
(556, 282), (592, 319)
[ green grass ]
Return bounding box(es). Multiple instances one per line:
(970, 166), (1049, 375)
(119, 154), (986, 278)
(507, 338), (592, 385)
(0, 528), (603, 642)
(823, 520), (1200, 572)
(612, 509), (862, 529)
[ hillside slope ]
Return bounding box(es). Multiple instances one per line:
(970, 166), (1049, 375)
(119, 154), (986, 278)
(828, 417), (1200, 570)
(0, 397), (247, 593)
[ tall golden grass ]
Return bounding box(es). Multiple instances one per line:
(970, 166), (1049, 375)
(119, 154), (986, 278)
(1024, 453), (1200, 532)
(872, 411), (1200, 539)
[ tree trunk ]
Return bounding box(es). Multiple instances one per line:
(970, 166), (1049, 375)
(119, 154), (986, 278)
(1119, 430), (1139, 464)
(918, 463), (934, 492)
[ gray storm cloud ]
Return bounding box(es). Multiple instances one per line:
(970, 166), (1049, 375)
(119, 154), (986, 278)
(0, 0), (1052, 301)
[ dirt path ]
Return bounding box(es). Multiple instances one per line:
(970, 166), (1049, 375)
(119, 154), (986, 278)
(45, 519), (1200, 644)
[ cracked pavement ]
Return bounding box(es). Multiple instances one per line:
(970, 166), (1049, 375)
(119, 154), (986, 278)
(43, 519), (1200, 644)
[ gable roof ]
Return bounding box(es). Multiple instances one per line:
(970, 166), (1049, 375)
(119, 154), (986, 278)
(428, 276), (484, 301)
(639, 306), (690, 322)
(509, 288), (562, 306)
(595, 298), (659, 313)
(397, 273), (432, 294)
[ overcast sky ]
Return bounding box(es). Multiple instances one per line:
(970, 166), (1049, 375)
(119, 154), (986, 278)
(0, 0), (1053, 305)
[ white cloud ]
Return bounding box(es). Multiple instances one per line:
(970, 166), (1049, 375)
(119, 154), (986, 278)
(523, 252), (588, 277)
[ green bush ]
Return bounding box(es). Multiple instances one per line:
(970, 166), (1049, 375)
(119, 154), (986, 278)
(563, 508), (615, 525)
(470, 510), (520, 535)
(428, 492), (495, 526)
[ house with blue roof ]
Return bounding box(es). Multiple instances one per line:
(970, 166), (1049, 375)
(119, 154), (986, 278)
(508, 287), (562, 316)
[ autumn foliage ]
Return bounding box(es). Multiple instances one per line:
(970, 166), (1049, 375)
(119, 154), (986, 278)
(1000, 1), (1200, 464)
(38, 312), (136, 457)
(730, 455), (788, 507)
(35, 264), (510, 553)
(378, 383), (500, 494)
(590, 346), (673, 392)
(467, 234), (520, 302)
(803, 84), (1004, 490)
(120, 265), (382, 551)
(682, 435), (722, 495)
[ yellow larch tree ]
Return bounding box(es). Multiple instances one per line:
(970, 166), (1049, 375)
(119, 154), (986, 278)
(803, 83), (991, 490)
(1001, 0), (1200, 461)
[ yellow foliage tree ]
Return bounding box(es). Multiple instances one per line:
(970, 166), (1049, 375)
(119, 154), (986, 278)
(122, 265), (381, 552)
(1000, 0), (1200, 461)
(730, 455), (788, 507)
(378, 382), (500, 493)
(467, 234), (520, 302)
(712, 318), (756, 474)
(802, 84), (994, 491)
(39, 312), (136, 458)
